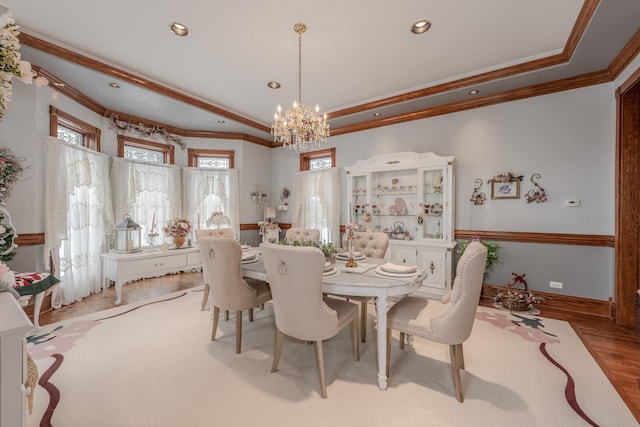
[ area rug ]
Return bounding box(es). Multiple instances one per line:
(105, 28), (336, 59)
(25, 288), (637, 427)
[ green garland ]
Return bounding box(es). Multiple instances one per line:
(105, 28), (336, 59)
(0, 147), (25, 202)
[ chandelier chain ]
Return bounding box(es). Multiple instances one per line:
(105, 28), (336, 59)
(298, 26), (303, 104)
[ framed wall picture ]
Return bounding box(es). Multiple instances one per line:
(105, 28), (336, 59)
(491, 179), (520, 199)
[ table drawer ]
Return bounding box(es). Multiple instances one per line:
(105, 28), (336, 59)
(121, 254), (186, 276)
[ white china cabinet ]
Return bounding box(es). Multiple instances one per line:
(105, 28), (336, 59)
(345, 152), (456, 296)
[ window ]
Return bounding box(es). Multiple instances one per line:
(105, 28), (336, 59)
(49, 106), (101, 151)
(187, 149), (235, 168)
(118, 135), (174, 164)
(300, 147), (335, 171)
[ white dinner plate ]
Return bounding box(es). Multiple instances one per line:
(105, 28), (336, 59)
(241, 253), (256, 261)
(241, 257), (260, 264)
(241, 245), (251, 251)
(336, 254), (366, 261)
(323, 267), (338, 276)
(374, 266), (420, 277)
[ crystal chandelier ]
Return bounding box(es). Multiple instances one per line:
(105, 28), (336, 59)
(271, 23), (329, 151)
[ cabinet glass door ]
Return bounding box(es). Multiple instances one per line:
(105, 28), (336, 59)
(350, 174), (369, 226)
(371, 169), (419, 240)
(420, 168), (446, 241)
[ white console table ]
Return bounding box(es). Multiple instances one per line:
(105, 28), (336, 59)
(0, 292), (33, 427)
(102, 246), (202, 304)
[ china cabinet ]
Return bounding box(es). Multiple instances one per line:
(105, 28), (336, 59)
(345, 152), (455, 296)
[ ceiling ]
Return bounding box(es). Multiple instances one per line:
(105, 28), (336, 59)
(7, 0), (640, 144)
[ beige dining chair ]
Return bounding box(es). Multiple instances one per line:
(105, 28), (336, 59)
(338, 231), (390, 342)
(385, 241), (487, 402)
(284, 227), (321, 243)
(195, 228), (235, 311)
(198, 237), (272, 354)
(260, 242), (359, 399)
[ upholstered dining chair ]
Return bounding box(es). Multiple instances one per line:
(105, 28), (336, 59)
(198, 237), (272, 354)
(385, 241), (487, 402)
(195, 228), (235, 311)
(338, 231), (390, 342)
(284, 227), (321, 244)
(260, 243), (359, 399)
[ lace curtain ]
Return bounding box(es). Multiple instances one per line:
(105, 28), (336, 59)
(44, 137), (114, 307)
(183, 168), (239, 239)
(292, 167), (341, 246)
(111, 158), (182, 245)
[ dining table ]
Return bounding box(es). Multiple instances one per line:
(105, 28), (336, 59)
(241, 249), (427, 391)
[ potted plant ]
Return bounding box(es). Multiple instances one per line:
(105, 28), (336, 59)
(456, 237), (501, 271)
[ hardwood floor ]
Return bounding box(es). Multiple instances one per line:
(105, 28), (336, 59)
(25, 271), (640, 422)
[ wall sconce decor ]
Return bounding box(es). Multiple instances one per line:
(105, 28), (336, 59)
(251, 184), (267, 208)
(469, 178), (486, 205)
(524, 173), (547, 203)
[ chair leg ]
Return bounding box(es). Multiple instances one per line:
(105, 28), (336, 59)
(235, 311), (243, 354)
(224, 310), (229, 321)
(459, 343), (465, 370)
(360, 301), (367, 343)
(450, 344), (464, 402)
(315, 340), (327, 399)
(351, 318), (360, 361)
(271, 329), (284, 373)
(200, 283), (210, 311)
(249, 308), (254, 322)
(211, 306), (220, 341)
(399, 332), (405, 349)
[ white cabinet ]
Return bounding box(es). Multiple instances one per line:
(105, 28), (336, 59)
(102, 246), (202, 305)
(346, 152), (456, 296)
(1, 293), (33, 427)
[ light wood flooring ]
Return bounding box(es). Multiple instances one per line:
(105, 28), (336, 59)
(27, 271), (640, 423)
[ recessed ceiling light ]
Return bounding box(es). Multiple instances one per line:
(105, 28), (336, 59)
(108, 82), (120, 88)
(217, 120), (226, 124)
(468, 89), (480, 95)
(170, 22), (189, 36)
(267, 81), (281, 89)
(373, 112), (381, 117)
(411, 20), (431, 34)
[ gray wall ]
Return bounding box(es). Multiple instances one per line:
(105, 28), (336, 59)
(1, 52), (639, 303)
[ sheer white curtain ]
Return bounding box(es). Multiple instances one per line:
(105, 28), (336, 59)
(44, 137), (114, 307)
(292, 167), (341, 246)
(111, 158), (182, 246)
(183, 168), (239, 239)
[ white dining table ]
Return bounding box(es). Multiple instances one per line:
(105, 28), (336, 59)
(241, 252), (427, 391)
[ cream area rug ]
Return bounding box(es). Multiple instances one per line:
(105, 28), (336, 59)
(25, 287), (637, 427)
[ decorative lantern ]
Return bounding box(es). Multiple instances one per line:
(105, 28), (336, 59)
(114, 214), (142, 253)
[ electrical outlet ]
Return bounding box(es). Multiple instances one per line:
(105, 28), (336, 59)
(563, 199), (580, 207)
(550, 281), (563, 289)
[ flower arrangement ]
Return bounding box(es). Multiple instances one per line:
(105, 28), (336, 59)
(488, 172), (524, 183)
(0, 147), (24, 201)
(162, 217), (192, 237)
(495, 273), (544, 311)
(0, 8), (49, 121)
(278, 240), (337, 258)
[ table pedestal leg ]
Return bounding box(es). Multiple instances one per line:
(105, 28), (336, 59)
(375, 296), (389, 390)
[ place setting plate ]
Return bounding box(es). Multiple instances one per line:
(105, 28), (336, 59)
(335, 251), (365, 261)
(375, 263), (420, 277)
(241, 252), (260, 264)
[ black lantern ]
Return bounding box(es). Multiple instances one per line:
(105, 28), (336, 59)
(114, 214), (142, 253)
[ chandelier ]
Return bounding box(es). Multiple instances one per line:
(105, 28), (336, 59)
(271, 23), (329, 151)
